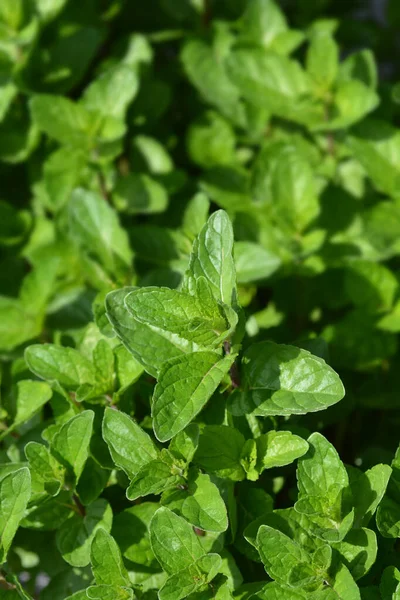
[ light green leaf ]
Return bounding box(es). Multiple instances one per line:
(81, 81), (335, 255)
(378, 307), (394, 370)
(256, 525), (320, 588)
(296, 432), (348, 497)
(132, 135), (174, 174)
(152, 351), (236, 442)
(332, 528), (377, 581)
(113, 173), (168, 215)
(338, 49), (377, 89)
(252, 142), (320, 233)
(181, 39), (246, 127)
(0, 467), (31, 563)
(238, 0), (288, 48)
(348, 119), (400, 198)
(194, 425), (246, 481)
(234, 242), (281, 284)
(325, 80), (378, 130)
(182, 193), (210, 240)
(102, 406), (158, 479)
(51, 410), (94, 481)
(159, 553), (222, 600)
(227, 48), (323, 127)
(256, 431), (309, 472)
(150, 507), (205, 574)
(82, 64), (138, 120)
(106, 287), (187, 377)
(114, 345), (144, 389)
(69, 188), (132, 276)
(185, 210), (237, 307)
(125, 286), (228, 349)
(0, 297), (41, 352)
(325, 562), (361, 600)
(30, 95), (93, 147)
(163, 469), (229, 533)
(56, 499), (112, 567)
(41, 146), (86, 212)
(187, 110), (236, 169)
(93, 339), (114, 392)
(229, 342), (344, 417)
(169, 424), (199, 463)
(90, 528), (130, 587)
(25, 344), (96, 389)
(306, 32), (338, 92)
(25, 441), (64, 496)
(127, 449), (185, 501)
(348, 463), (392, 528)
(86, 586), (134, 600)
(295, 433), (354, 542)
(7, 380), (52, 435)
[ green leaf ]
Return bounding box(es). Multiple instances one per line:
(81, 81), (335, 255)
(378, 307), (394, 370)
(169, 424), (199, 463)
(30, 95), (93, 147)
(234, 242), (281, 284)
(185, 210), (237, 307)
(251, 142), (320, 233)
(41, 146), (86, 212)
(238, 0), (289, 48)
(102, 406), (158, 479)
(112, 502), (158, 567)
(82, 64), (138, 120)
(86, 586), (134, 600)
(76, 457), (110, 506)
(229, 342), (344, 417)
(380, 566), (400, 600)
(254, 582), (307, 599)
(127, 449), (185, 501)
(124, 286), (228, 349)
(114, 345), (144, 389)
(332, 528), (377, 581)
(0, 467), (31, 563)
(25, 344), (96, 389)
(113, 173), (168, 215)
(90, 528), (130, 587)
(163, 469), (229, 533)
(376, 444), (400, 538)
(325, 80), (379, 130)
(306, 32), (338, 92)
(256, 525), (320, 588)
(152, 351), (236, 442)
(181, 39), (246, 127)
(106, 287), (187, 377)
(56, 499), (113, 567)
(51, 410), (94, 481)
(227, 48), (323, 127)
(69, 188), (132, 276)
(256, 430), (309, 472)
(348, 119), (400, 198)
(194, 425), (246, 481)
(187, 110), (236, 169)
(1, 380), (52, 439)
(348, 463), (392, 528)
(344, 260), (398, 312)
(159, 553), (222, 600)
(25, 441), (64, 496)
(150, 507), (205, 574)
(295, 433), (354, 542)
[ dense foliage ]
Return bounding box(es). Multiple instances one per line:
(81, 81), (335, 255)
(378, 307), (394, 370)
(2, 0), (400, 599)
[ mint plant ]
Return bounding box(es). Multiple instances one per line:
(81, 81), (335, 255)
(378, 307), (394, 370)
(2, 0), (400, 599)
